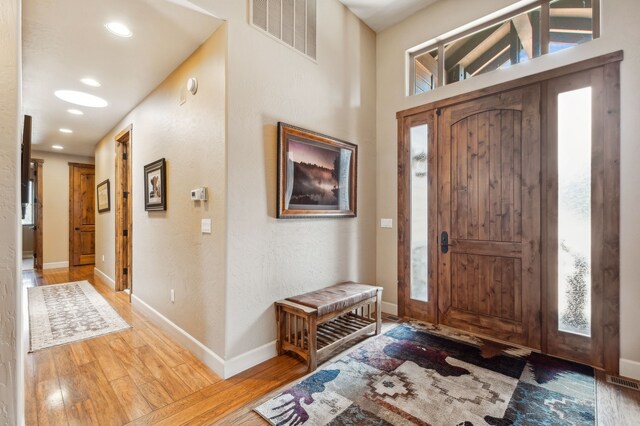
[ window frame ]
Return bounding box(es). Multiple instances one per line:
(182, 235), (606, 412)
(408, 0), (600, 96)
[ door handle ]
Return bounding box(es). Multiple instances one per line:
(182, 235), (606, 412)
(441, 231), (449, 254)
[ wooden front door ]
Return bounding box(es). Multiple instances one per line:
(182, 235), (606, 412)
(69, 163), (96, 266)
(437, 86), (541, 348)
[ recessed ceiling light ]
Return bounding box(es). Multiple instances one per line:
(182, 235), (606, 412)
(105, 22), (132, 38)
(52, 145), (64, 150)
(67, 109), (84, 115)
(59, 128), (73, 134)
(54, 90), (108, 108)
(80, 78), (101, 87)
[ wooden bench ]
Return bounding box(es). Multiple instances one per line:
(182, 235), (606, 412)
(275, 282), (382, 371)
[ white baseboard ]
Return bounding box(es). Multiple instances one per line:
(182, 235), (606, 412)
(43, 261), (69, 270)
(382, 301), (398, 316)
(94, 267), (116, 290)
(620, 358), (640, 381)
(225, 341), (277, 378)
(131, 294), (226, 378)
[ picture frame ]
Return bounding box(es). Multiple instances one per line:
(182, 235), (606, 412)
(96, 179), (111, 213)
(144, 158), (167, 211)
(277, 122), (357, 218)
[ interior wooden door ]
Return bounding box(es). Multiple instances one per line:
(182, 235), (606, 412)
(69, 163), (95, 266)
(437, 85), (541, 348)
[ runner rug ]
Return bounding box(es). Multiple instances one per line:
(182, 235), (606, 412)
(255, 321), (596, 425)
(28, 280), (130, 352)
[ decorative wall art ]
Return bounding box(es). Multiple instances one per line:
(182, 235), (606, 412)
(144, 158), (167, 211)
(277, 122), (357, 218)
(96, 179), (110, 213)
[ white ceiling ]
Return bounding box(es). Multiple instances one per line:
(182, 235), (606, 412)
(338, 0), (439, 32)
(22, 0), (223, 157)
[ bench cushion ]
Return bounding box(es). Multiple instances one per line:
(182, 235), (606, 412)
(286, 282), (381, 317)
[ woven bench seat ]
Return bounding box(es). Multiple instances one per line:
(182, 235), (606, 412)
(276, 282), (382, 371)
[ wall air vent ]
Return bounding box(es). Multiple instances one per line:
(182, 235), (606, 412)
(606, 375), (640, 391)
(251, 0), (316, 60)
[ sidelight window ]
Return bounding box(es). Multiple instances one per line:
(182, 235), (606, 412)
(410, 124), (429, 302)
(557, 87), (592, 336)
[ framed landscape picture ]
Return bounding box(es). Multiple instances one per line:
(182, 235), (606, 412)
(277, 122), (357, 218)
(144, 158), (166, 211)
(97, 179), (110, 213)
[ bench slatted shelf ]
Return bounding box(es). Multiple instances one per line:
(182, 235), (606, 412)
(275, 282), (382, 371)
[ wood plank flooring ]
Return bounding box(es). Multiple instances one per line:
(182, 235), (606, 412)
(23, 267), (640, 425)
(23, 266), (308, 425)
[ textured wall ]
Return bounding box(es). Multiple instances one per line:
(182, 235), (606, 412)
(0, 0), (20, 422)
(31, 151), (94, 266)
(94, 26), (227, 356)
(215, 0), (377, 360)
(376, 0), (640, 376)
(94, 130), (116, 281)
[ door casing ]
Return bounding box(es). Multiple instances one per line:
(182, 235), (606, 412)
(397, 52), (621, 373)
(33, 158), (44, 270)
(115, 125), (133, 295)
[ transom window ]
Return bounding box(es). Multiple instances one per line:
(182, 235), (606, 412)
(410, 0), (599, 95)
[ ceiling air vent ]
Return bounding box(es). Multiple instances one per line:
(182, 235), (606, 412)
(606, 375), (640, 391)
(251, 0), (316, 60)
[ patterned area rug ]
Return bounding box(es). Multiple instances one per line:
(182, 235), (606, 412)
(28, 280), (130, 352)
(255, 322), (596, 425)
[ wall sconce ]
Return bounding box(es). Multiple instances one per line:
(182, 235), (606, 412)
(187, 77), (198, 95)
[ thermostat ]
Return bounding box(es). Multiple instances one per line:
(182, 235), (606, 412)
(191, 187), (207, 201)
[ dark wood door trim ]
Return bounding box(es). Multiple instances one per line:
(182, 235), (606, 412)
(397, 59), (621, 374)
(397, 50), (623, 120)
(115, 125), (133, 296)
(32, 159), (44, 270)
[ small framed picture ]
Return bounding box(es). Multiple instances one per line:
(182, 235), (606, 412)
(96, 179), (110, 213)
(144, 158), (167, 211)
(277, 122), (357, 218)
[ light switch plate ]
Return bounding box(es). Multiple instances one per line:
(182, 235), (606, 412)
(201, 218), (212, 234)
(381, 218), (393, 228)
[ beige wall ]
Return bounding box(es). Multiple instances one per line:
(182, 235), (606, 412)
(94, 26), (227, 356)
(191, 0), (378, 361)
(32, 151), (94, 267)
(376, 0), (640, 377)
(94, 129), (115, 280)
(0, 0), (21, 422)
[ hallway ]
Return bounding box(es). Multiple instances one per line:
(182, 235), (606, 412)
(22, 267), (306, 425)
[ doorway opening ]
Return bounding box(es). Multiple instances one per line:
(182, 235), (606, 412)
(115, 125), (132, 296)
(69, 162), (96, 267)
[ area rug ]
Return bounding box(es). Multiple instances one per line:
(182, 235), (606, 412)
(28, 280), (130, 352)
(255, 322), (596, 425)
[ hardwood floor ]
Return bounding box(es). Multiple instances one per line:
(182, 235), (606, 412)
(23, 266), (308, 425)
(23, 267), (640, 425)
